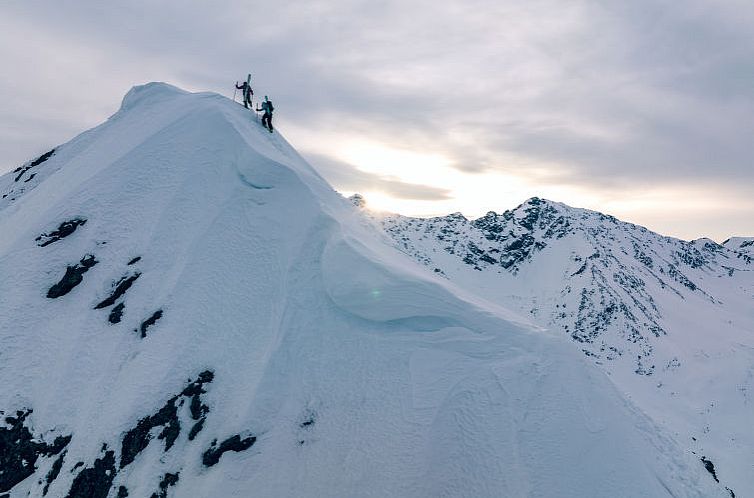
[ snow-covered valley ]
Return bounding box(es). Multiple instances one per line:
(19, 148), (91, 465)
(0, 83), (749, 497)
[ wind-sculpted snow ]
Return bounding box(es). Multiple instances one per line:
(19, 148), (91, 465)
(0, 83), (731, 496)
(381, 197), (753, 370)
(322, 237), (502, 331)
(379, 197), (754, 494)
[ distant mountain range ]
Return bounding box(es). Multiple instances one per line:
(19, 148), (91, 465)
(373, 196), (753, 496)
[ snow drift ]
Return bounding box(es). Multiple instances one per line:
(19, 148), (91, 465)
(379, 196), (754, 496)
(0, 83), (727, 497)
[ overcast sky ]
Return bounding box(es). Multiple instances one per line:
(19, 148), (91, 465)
(2, 0), (753, 241)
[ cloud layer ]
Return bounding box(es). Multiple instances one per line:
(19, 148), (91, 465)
(1, 0), (753, 240)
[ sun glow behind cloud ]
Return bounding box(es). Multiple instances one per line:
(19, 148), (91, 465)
(314, 135), (754, 241)
(337, 140), (455, 186)
(333, 138), (604, 217)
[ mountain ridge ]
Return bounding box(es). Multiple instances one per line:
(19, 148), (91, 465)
(372, 195), (753, 495)
(0, 83), (735, 497)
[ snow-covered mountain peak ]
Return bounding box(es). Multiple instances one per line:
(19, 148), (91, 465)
(381, 194), (751, 362)
(723, 236), (754, 257)
(0, 84), (739, 497)
(119, 82), (188, 111)
(374, 194), (754, 495)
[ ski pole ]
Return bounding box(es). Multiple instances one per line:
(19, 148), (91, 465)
(233, 83), (237, 103)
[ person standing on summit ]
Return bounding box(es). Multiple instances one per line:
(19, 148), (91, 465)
(235, 78), (254, 109)
(257, 96), (274, 133)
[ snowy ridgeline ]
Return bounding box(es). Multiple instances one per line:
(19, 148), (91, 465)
(0, 82), (743, 497)
(378, 197), (754, 373)
(373, 196), (754, 497)
(723, 236), (754, 257)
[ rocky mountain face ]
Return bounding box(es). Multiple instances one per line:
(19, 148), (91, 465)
(723, 236), (754, 257)
(381, 198), (752, 373)
(378, 197), (754, 495)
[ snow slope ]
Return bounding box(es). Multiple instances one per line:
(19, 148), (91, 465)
(723, 236), (754, 257)
(379, 197), (754, 496)
(0, 83), (729, 497)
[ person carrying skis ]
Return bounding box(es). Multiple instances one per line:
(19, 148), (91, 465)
(235, 79), (254, 109)
(257, 96), (274, 133)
